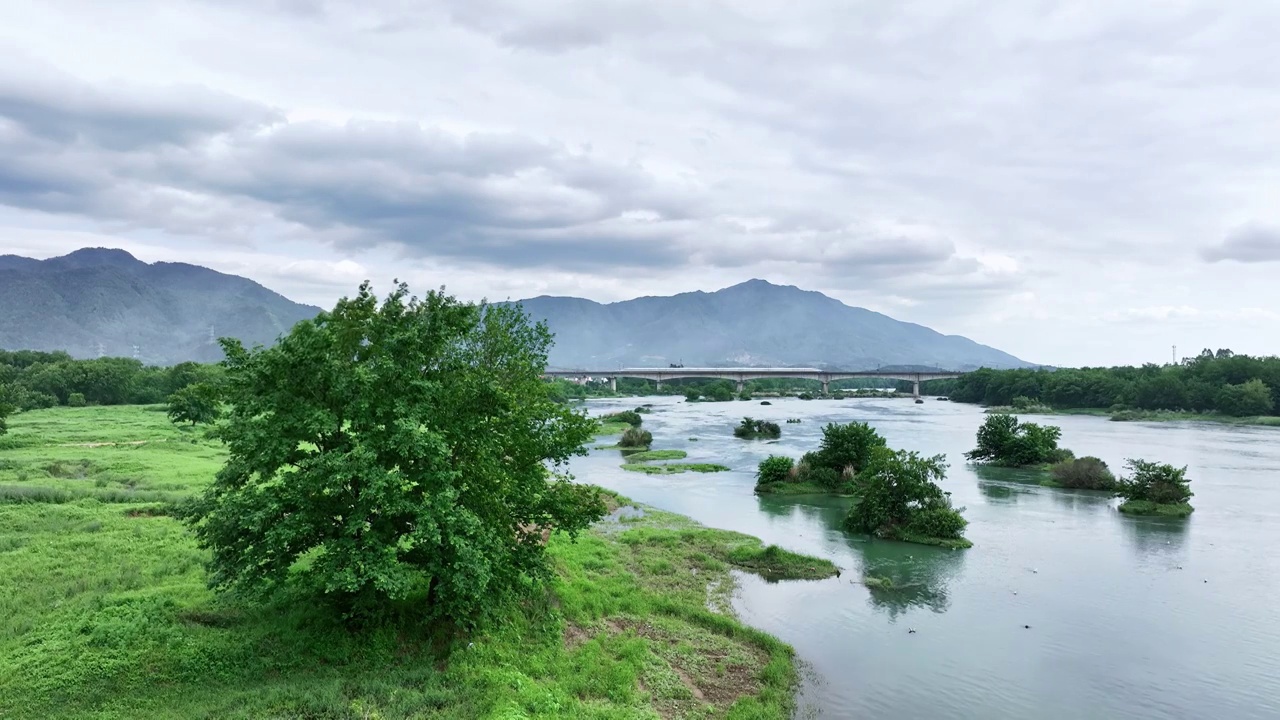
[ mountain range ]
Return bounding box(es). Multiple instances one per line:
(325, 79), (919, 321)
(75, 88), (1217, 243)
(0, 248), (1030, 369)
(516, 280), (1029, 370)
(0, 248), (321, 365)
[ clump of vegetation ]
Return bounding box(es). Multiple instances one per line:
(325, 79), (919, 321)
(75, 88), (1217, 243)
(1115, 459), (1194, 516)
(1045, 456), (1116, 490)
(754, 455), (794, 490)
(733, 417), (781, 440)
(618, 427), (654, 448)
(634, 405), (652, 414)
(754, 422), (889, 496)
(165, 382), (221, 426)
(737, 391), (752, 401)
(177, 282), (607, 625)
(621, 463), (731, 474)
(759, 400), (772, 406)
(785, 418), (801, 424)
(844, 448), (971, 548)
(623, 449), (687, 462)
(965, 413), (1072, 467)
(797, 392), (814, 400)
(601, 409), (643, 427)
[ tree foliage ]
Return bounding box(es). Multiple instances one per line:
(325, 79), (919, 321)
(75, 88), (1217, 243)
(601, 410), (643, 427)
(618, 427), (653, 448)
(817, 421), (887, 475)
(965, 413), (1069, 467)
(0, 385), (13, 438)
(755, 455), (794, 488)
(733, 417), (781, 439)
(932, 350), (1280, 417)
(177, 282), (606, 624)
(0, 350), (224, 409)
(1115, 459), (1193, 505)
(166, 383), (222, 426)
(844, 448), (968, 543)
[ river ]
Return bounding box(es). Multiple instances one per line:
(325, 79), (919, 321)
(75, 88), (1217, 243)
(572, 395), (1280, 719)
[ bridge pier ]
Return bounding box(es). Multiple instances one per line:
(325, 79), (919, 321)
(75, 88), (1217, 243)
(736, 379), (745, 394)
(821, 380), (830, 395)
(913, 379), (920, 399)
(609, 377), (617, 393)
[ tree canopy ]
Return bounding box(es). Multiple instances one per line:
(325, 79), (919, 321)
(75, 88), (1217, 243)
(965, 413), (1069, 467)
(844, 448), (969, 547)
(932, 350), (1280, 417)
(166, 383), (222, 426)
(177, 282), (606, 624)
(817, 421), (887, 474)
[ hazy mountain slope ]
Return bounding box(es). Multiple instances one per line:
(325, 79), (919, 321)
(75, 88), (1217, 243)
(0, 248), (322, 364)
(515, 279), (1029, 370)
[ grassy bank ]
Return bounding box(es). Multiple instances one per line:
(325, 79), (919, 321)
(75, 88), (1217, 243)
(754, 481), (853, 497)
(0, 405), (837, 719)
(1117, 500), (1195, 517)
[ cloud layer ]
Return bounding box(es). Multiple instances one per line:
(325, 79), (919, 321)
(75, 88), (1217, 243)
(1, 0), (1279, 365)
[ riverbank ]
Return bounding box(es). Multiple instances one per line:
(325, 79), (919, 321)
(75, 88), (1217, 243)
(980, 404), (1280, 427)
(0, 406), (836, 719)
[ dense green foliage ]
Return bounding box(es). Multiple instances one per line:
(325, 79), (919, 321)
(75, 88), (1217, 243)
(600, 410), (643, 427)
(734, 417), (782, 439)
(934, 349), (1280, 418)
(1115, 459), (1194, 515)
(618, 427), (654, 448)
(166, 383), (222, 426)
(178, 282), (607, 624)
(844, 448), (970, 548)
(817, 421), (887, 475)
(1046, 456), (1116, 490)
(755, 456), (795, 488)
(965, 413), (1071, 467)
(0, 350), (223, 410)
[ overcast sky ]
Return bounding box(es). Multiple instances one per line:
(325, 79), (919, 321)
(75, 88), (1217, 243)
(2, 1), (1278, 367)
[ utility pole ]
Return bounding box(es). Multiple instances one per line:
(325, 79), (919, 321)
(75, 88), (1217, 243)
(1172, 345), (1177, 365)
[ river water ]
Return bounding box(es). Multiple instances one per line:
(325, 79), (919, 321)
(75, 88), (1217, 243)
(572, 396), (1280, 720)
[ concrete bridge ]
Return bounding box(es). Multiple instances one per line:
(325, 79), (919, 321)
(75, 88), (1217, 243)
(544, 367), (964, 398)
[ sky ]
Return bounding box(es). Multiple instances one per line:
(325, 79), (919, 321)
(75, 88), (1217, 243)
(1, 0), (1278, 367)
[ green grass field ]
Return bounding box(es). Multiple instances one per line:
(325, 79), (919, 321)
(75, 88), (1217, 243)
(0, 406), (836, 719)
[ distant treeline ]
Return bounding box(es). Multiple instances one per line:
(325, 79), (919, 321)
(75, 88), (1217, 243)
(0, 350), (222, 409)
(923, 349), (1279, 417)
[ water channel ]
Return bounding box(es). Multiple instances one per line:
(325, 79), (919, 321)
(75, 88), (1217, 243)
(573, 395), (1280, 719)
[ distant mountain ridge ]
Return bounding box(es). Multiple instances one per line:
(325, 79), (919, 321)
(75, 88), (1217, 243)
(0, 248), (322, 365)
(514, 279), (1030, 370)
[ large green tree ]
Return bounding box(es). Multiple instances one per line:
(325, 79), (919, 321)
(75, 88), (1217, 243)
(845, 448), (968, 543)
(178, 282), (606, 623)
(965, 413), (1067, 467)
(817, 421), (887, 474)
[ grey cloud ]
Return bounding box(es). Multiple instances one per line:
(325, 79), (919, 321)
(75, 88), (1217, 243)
(0, 73), (279, 150)
(1201, 225), (1280, 263)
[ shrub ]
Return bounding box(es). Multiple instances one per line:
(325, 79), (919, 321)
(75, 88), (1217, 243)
(602, 410), (643, 427)
(807, 466), (841, 490)
(965, 413), (1066, 467)
(845, 448), (968, 545)
(733, 417), (781, 439)
(683, 388), (702, 402)
(798, 392), (814, 400)
(618, 427), (653, 448)
(737, 391), (752, 401)
(1216, 379), (1274, 417)
(756, 456), (794, 488)
(904, 506), (969, 540)
(817, 422), (886, 475)
(1115, 459), (1193, 506)
(66, 392), (87, 407)
(1048, 456), (1115, 490)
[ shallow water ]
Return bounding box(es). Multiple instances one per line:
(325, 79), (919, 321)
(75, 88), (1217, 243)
(572, 396), (1280, 719)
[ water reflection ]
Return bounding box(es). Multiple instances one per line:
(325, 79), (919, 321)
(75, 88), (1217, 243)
(1119, 513), (1191, 556)
(1046, 488), (1113, 514)
(856, 541), (965, 620)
